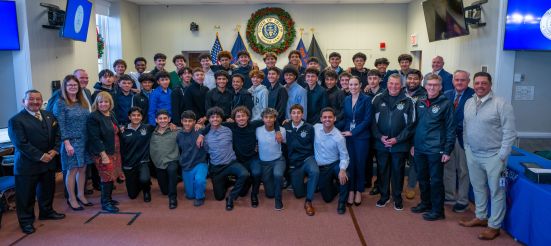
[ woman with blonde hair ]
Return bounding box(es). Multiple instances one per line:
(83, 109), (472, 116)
(53, 75), (92, 210)
(87, 91), (125, 212)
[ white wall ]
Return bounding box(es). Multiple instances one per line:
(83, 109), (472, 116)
(138, 4), (408, 72)
(106, 0), (142, 70)
(15, 0), (99, 100)
(511, 51), (551, 134)
(406, 0), (515, 101)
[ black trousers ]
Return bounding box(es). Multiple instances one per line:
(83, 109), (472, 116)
(15, 170), (56, 227)
(210, 161), (250, 201)
(156, 161), (179, 200)
(318, 162), (348, 204)
(377, 151), (407, 203)
(123, 162), (151, 199)
(415, 152), (445, 215)
(365, 144), (377, 188)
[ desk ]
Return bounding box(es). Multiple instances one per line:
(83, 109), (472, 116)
(504, 147), (551, 246)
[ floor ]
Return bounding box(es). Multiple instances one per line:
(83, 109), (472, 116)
(0, 174), (520, 246)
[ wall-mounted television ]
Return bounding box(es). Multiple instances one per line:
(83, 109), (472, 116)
(0, 1), (20, 50)
(60, 0), (92, 42)
(503, 0), (551, 51)
(423, 0), (469, 42)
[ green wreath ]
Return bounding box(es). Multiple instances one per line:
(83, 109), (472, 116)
(97, 29), (105, 59)
(246, 7), (296, 55)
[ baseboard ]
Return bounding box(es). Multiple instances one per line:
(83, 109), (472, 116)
(517, 132), (551, 138)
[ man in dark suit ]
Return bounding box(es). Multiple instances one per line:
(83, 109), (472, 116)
(8, 90), (65, 234)
(443, 70), (475, 213)
(423, 56), (454, 92)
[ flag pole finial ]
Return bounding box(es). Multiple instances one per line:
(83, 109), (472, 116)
(299, 28), (304, 38)
(310, 28), (315, 34)
(236, 24), (241, 33)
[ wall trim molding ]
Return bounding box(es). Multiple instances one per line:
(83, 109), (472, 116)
(517, 132), (551, 138)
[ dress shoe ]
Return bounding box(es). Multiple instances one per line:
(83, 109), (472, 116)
(423, 212), (445, 221)
(143, 191), (151, 203)
(459, 217), (488, 227)
(452, 203), (469, 213)
(39, 211), (66, 220)
(275, 199), (284, 211)
(102, 203), (119, 213)
(226, 197), (234, 211)
(405, 189), (416, 200)
(251, 193), (259, 208)
(337, 203), (346, 215)
(84, 189), (94, 195)
(67, 199), (84, 211)
(194, 199), (205, 207)
(478, 227), (500, 240)
(169, 199), (178, 209)
(77, 198), (94, 207)
(110, 199), (119, 206)
(369, 186), (380, 196)
(21, 224), (35, 234)
(411, 204), (431, 213)
(304, 201), (315, 216)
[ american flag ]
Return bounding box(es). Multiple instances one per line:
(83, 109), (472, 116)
(210, 33), (223, 65)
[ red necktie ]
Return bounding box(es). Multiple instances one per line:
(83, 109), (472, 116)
(453, 93), (461, 109)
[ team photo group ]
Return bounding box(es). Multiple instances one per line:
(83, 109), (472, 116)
(9, 49), (516, 240)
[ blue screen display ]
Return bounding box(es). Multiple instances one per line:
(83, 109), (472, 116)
(504, 0), (551, 50)
(0, 1), (20, 50)
(60, 0), (92, 42)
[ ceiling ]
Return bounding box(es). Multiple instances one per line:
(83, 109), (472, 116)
(125, 0), (413, 5)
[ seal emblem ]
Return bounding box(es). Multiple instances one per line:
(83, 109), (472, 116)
(541, 8), (551, 40)
(396, 103), (404, 110)
(431, 105), (440, 114)
(140, 128), (147, 136)
(257, 17), (284, 45)
(300, 130), (308, 138)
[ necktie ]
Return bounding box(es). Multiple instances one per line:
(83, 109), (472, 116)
(35, 111), (43, 121)
(476, 98), (482, 111)
(453, 93), (462, 109)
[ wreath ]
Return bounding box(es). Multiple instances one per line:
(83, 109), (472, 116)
(246, 7), (296, 55)
(97, 28), (105, 59)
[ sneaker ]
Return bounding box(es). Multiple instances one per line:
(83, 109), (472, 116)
(275, 199), (284, 211)
(394, 201), (404, 211)
(452, 203), (468, 213)
(444, 198), (456, 205)
(193, 199), (205, 207)
(376, 199), (390, 208)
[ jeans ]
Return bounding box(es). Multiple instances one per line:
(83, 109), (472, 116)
(156, 161), (179, 200)
(239, 158), (258, 196)
(414, 152), (445, 215)
(123, 162), (151, 199)
(465, 146), (506, 229)
(346, 138), (369, 193)
(318, 161), (348, 204)
(290, 156), (320, 201)
(210, 161), (250, 201)
(444, 140), (470, 205)
(377, 151), (407, 203)
(251, 156), (286, 200)
(182, 163), (208, 200)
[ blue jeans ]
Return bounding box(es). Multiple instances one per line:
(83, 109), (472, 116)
(318, 161), (348, 204)
(182, 163), (208, 200)
(289, 156), (319, 201)
(251, 156), (286, 200)
(414, 152), (445, 215)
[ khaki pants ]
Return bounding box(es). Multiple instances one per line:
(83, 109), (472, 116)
(443, 140), (470, 205)
(465, 146), (506, 229)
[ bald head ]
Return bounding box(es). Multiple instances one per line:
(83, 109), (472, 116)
(73, 69), (89, 88)
(432, 56), (444, 72)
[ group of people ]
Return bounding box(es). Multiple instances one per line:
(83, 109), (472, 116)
(8, 50), (516, 241)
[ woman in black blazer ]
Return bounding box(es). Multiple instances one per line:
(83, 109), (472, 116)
(87, 91), (125, 213)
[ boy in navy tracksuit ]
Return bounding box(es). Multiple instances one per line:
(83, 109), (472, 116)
(120, 107), (154, 202)
(283, 104), (319, 216)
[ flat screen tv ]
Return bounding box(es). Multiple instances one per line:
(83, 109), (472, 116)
(60, 0), (92, 42)
(423, 0), (469, 42)
(504, 0), (551, 51)
(0, 1), (20, 50)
